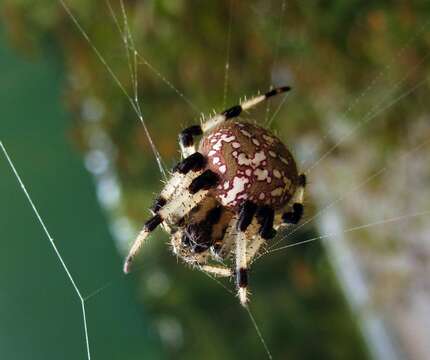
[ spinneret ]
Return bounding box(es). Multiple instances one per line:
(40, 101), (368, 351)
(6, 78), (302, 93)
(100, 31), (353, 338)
(124, 86), (306, 307)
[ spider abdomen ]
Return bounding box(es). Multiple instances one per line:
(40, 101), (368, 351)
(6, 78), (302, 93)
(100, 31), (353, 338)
(199, 121), (298, 209)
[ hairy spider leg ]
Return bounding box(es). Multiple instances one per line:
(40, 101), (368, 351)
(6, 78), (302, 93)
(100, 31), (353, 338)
(246, 235), (266, 264)
(178, 86), (291, 154)
(235, 200), (258, 306)
(179, 125), (202, 157)
(151, 152), (206, 212)
(198, 264), (232, 277)
(209, 209), (237, 259)
(245, 206), (276, 264)
(235, 227), (251, 306)
(282, 173), (306, 225)
(124, 169), (219, 273)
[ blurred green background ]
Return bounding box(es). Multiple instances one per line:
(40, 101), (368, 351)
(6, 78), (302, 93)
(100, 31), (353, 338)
(1, 1), (430, 359)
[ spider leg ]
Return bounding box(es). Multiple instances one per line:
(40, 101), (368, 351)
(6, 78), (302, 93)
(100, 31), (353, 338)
(282, 174), (306, 225)
(124, 170), (219, 273)
(256, 206), (276, 239)
(198, 264), (232, 277)
(179, 125), (202, 157)
(242, 206), (276, 264)
(203, 86), (291, 133)
(246, 206), (277, 264)
(178, 86), (291, 154)
(234, 200), (258, 306)
(246, 235), (265, 265)
(151, 152), (206, 212)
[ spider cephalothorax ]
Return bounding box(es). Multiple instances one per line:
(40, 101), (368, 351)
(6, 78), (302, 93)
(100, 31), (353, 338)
(124, 86), (306, 306)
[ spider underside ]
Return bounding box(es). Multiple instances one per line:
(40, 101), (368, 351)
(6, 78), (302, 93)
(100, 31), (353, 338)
(124, 86), (306, 306)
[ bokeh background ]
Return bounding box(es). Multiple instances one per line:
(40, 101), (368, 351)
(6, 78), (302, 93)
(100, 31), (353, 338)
(1, 1), (430, 359)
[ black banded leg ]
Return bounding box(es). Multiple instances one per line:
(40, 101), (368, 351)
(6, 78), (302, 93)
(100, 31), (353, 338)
(282, 174), (306, 225)
(158, 170), (219, 223)
(235, 201), (257, 306)
(282, 203), (304, 224)
(188, 169), (219, 194)
(173, 152), (206, 174)
(123, 214), (163, 273)
(154, 170), (219, 230)
(151, 152), (206, 212)
(126, 186), (214, 274)
(125, 169), (219, 274)
(201, 86), (291, 133)
(256, 206), (276, 240)
(179, 125), (203, 157)
(237, 200), (258, 231)
(245, 206), (276, 264)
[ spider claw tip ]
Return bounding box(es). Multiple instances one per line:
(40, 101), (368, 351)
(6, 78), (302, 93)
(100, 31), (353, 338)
(123, 256), (133, 274)
(238, 288), (248, 306)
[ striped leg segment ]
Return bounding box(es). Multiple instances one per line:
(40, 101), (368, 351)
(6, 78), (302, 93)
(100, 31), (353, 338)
(123, 214), (163, 273)
(178, 86), (291, 157)
(282, 174), (306, 225)
(179, 125), (203, 157)
(198, 264), (232, 277)
(189, 169), (219, 193)
(246, 235), (265, 264)
(124, 170), (219, 274)
(235, 228), (249, 306)
(244, 206), (277, 265)
(256, 206), (276, 239)
(125, 190), (210, 273)
(282, 203), (304, 224)
(202, 86), (291, 133)
(235, 200), (258, 306)
(151, 152), (206, 212)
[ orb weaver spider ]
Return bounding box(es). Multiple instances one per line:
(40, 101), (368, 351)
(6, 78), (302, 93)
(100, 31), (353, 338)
(124, 86), (306, 306)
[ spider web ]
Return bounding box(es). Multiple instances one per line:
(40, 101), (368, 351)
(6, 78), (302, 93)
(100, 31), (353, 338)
(3, 1), (430, 359)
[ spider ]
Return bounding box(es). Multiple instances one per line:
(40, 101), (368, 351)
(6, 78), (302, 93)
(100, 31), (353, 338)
(123, 86), (306, 306)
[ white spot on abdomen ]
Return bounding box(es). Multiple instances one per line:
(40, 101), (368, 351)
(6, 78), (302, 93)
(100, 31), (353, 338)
(252, 138), (260, 146)
(219, 176), (249, 206)
(271, 188), (283, 197)
(240, 129), (252, 137)
(254, 168), (269, 181)
(280, 156), (289, 165)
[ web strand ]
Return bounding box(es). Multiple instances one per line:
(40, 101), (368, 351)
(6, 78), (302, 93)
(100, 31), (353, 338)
(105, 0), (201, 116)
(266, 92), (290, 126)
(245, 306), (273, 360)
(264, 0), (287, 124)
(267, 209), (430, 256)
(0, 141), (91, 360)
(299, 19), (430, 170)
(59, 0), (167, 179)
(264, 136), (430, 257)
(305, 77), (427, 176)
(222, 0), (234, 108)
(55, 2), (430, 359)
